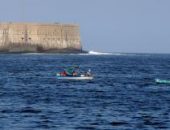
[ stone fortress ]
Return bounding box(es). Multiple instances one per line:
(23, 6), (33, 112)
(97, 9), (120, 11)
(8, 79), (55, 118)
(0, 23), (82, 53)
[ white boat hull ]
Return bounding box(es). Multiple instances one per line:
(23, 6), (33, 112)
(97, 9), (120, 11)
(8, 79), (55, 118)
(57, 76), (93, 80)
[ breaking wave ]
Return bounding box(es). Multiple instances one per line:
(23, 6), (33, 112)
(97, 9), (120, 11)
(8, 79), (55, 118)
(76, 50), (126, 56)
(88, 51), (112, 55)
(88, 50), (112, 55)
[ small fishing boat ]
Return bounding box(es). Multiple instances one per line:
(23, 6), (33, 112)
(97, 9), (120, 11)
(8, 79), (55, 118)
(56, 75), (93, 80)
(155, 78), (170, 84)
(56, 66), (93, 80)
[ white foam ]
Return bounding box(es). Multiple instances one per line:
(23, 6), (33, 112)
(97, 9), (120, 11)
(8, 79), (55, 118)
(88, 50), (112, 55)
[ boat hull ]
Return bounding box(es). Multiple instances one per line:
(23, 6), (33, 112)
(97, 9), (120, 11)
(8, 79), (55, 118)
(57, 76), (93, 80)
(155, 79), (170, 84)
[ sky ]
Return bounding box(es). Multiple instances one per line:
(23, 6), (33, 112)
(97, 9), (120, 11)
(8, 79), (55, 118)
(0, 0), (170, 53)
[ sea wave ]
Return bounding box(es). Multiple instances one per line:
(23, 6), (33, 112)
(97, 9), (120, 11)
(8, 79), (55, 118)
(76, 50), (125, 56)
(88, 51), (112, 55)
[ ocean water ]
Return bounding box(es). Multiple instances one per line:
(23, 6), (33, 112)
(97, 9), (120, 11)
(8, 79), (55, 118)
(0, 53), (170, 130)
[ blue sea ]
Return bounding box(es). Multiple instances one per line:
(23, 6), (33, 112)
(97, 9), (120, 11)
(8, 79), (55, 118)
(0, 53), (170, 130)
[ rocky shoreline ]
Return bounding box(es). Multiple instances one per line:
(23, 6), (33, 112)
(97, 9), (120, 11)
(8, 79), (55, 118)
(0, 45), (87, 54)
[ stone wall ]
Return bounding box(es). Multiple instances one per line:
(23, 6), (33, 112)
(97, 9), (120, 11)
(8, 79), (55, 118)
(0, 23), (82, 53)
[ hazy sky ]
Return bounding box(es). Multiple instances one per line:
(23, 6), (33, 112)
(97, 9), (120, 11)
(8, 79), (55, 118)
(0, 0), (170, 53)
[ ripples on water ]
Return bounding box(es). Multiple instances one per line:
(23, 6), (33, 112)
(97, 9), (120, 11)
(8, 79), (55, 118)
(0, 54), (170, 130)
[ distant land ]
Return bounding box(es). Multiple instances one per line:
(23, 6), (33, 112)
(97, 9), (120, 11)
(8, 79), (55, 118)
(0, 22), (83, 53)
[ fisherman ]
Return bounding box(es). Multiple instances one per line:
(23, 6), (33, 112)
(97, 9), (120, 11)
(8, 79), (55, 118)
(65, 66), (78, 76)
(60, 71), (67, 76)
(86, 69), (91, 76)
(73, 71), (78, 76)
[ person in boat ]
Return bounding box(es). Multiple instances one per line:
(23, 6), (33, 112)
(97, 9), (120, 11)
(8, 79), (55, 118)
(60, 71), (67, 76)
(72, 71), (78, 76)
(65, 66), (79, 76)
(85, 69), (91, 76)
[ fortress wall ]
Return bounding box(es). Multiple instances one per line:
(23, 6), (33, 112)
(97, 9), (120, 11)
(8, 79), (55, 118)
(0, 23), (82, 52)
